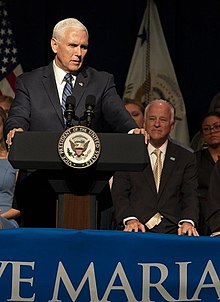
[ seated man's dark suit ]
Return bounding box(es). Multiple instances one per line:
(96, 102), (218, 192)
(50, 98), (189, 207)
(112, 139), (199, 234)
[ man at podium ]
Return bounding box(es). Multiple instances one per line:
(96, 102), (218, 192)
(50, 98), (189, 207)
(4, 18), (139, 228)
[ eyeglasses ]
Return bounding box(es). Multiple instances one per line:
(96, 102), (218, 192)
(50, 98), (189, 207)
(202, 123), (220, 134)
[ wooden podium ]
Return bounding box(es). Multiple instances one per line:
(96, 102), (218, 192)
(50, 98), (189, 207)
(56, 194), (93, 229)
(9, 132), (148, 229)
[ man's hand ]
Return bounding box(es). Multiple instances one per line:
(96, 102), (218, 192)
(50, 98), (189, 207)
(178, 222), (199, 236)
(133, 128), (149, 144)
(6, 128), (24, 148)
(124, 219), (146, 232)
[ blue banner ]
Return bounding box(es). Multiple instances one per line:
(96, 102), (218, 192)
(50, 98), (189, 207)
(0, 228), (220, 301)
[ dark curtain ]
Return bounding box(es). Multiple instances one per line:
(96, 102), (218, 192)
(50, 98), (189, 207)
(6, 0), (220, 139)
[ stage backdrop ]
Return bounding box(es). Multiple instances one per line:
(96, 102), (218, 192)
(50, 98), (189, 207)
(0, 228), (220, 302)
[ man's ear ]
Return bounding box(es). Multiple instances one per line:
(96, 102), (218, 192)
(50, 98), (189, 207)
(170, 121), (175, 131)
(51, 38), (58, 54)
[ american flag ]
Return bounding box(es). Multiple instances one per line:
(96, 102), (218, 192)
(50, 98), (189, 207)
(0, 0), (23, 97)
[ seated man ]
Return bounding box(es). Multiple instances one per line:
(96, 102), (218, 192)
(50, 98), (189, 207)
(111, 99), (199, 235)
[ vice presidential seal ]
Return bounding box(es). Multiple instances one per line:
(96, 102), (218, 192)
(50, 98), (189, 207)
(58, 126), (101, 169)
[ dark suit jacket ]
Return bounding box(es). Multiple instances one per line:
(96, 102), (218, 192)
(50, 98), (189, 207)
(3, 62), (137, 228)
(206, 158), (220, 233)
(195, 148), (214, 235)
(4, 62), (137, 135)
(112, 140), (199, 233)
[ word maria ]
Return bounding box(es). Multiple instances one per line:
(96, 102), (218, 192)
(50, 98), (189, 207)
(0, 260), (219, 301)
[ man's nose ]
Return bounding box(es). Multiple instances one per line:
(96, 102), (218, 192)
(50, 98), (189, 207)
(154, 119), (161, 126)
(75, 46), (82, 56)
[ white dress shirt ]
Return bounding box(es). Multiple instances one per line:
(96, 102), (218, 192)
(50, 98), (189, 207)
(52, 60), (76, 105)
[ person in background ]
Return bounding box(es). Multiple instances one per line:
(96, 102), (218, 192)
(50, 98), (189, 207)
(4, 18), (140, 228)
(0, 107), (20, 229)
(112, 99), (199, 235)
(205, 157), (220, 236)
(0, 95), (13, 116)
(124, 98), (145, 128)
(191, 92), (220, 151)
(195, 111), (220, 236)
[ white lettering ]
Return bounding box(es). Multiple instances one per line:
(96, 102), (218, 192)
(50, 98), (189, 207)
(140, 262), (176, 301)
(0, 259), (219, 301)
(0, 261), (8, 277)
(49, 262), (99, 302)
(7, 261), (35, 302)
(100, 262), (138, 302)
(176, 261), (193, 301)
(191, 260), (220, 300)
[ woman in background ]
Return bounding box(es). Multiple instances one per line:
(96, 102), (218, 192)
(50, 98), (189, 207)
(191, 92), (220, 151)
(195, 111), (220, 235)
(0, 106), (20, 229)
(124, 98), (145, 128)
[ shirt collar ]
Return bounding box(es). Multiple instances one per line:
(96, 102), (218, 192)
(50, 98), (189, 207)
(148, 140), (168, 155)
(53, 60), (76, 85)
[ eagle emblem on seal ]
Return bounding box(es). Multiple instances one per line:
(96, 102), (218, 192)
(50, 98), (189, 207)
(58, 125), (101, 169)
(68, 135), (90, 158)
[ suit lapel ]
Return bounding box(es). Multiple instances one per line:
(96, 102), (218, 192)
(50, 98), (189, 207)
(144, 152), (158, 196)
(73, 68), (89, 110)
(42, 64), (64, 126)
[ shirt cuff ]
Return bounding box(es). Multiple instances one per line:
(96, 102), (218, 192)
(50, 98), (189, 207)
(178, 219), (195, 227)
(123, 217), (138, 226)
(210, 232), (220, 237)
(128, 129), (134, 134)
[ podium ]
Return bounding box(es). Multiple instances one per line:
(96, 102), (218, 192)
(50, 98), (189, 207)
(9, 131), (148, 229)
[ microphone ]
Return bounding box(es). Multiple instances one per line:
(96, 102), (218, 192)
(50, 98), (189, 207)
(64, 96), (76, 128)
(84, 95), (96, 127)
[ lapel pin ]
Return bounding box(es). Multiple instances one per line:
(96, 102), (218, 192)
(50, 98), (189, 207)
(170, 157), (175, 161)
(79, 82), (84, 87)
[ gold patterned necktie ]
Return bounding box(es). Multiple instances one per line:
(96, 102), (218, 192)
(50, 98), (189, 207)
(153, 149), (162, 192)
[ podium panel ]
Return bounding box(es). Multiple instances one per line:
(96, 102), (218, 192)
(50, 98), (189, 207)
(56, 194), (95, 229)
(9, 132), (148, 171)
(9, 132), (148, 195)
